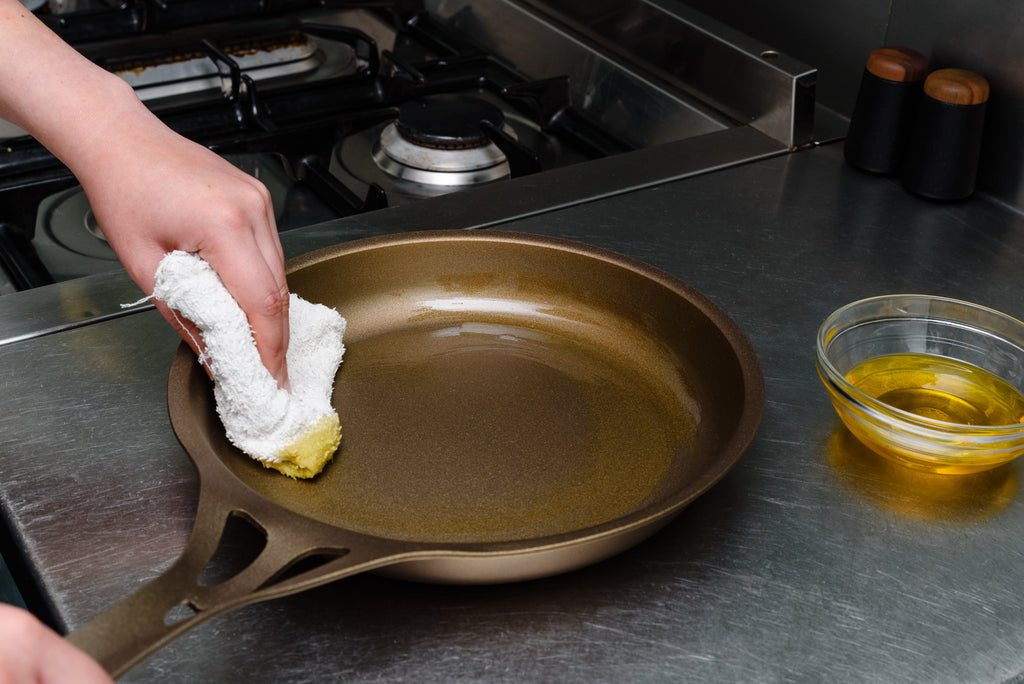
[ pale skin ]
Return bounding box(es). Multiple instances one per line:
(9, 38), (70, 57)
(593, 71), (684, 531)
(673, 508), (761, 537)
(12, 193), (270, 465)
(0, 1), (293, 680)
(0, 1), (290, 387)
(0, 604), (111, 684)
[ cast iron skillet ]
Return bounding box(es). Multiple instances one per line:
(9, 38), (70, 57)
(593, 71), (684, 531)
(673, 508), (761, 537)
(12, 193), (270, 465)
(68, 231), (764, 678)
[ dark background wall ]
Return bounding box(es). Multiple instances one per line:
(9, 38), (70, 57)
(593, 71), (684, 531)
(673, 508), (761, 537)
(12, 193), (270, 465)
(679, 0), (1024, 212)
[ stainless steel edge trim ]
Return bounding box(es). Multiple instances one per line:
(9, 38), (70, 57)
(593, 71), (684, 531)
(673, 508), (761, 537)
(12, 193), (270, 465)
(0, 272), (153, 347)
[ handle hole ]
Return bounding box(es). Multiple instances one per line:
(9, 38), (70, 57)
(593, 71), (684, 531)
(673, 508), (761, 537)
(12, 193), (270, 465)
(198, 512), (268, 588)
(261, 548), (350, 591)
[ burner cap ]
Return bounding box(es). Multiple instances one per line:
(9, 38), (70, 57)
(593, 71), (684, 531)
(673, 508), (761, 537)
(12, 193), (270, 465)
(395, 95), (505, 149)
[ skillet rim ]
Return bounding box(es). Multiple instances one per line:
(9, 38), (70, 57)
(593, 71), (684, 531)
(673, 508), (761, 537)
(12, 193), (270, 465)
(168, 229), (765, 555)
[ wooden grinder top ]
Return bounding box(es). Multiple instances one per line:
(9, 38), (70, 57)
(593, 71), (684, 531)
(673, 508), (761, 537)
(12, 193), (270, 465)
(865, 47), (930, 83)
(923, 68), (990, 105)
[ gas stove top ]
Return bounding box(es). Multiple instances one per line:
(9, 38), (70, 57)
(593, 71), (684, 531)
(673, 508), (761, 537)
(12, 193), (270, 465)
(0, 0), (816, 292)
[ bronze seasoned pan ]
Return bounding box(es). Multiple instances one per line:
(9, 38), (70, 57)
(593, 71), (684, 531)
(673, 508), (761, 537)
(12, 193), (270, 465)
(68, 230), (764, 678)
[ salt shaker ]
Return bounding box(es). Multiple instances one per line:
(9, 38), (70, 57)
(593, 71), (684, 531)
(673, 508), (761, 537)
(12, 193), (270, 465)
(901, 68), (989, 200)
(844, 47), (930, 174)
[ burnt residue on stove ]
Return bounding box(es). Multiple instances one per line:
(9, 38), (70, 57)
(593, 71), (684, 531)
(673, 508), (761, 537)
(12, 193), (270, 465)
(102, 31), (320, 78)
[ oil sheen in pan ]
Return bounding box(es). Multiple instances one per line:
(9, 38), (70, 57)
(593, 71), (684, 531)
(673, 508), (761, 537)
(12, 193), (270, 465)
(225, 315), (699, 544)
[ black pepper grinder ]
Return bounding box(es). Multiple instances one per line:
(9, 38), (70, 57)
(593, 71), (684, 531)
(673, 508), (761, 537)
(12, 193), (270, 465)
(844, 46), (930, 174)
(901, 68), (990, 200)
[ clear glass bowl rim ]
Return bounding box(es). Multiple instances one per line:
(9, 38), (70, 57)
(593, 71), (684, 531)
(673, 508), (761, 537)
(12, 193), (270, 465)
(815, 294), (1024, 434)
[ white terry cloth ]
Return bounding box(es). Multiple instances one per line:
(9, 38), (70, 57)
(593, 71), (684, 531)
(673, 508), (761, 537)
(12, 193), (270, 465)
(153, 251), (346, 478)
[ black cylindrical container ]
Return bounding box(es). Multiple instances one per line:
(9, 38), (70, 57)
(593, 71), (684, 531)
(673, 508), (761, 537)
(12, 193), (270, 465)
(901, 68), (989, 200)
(844, 47), (929, 174)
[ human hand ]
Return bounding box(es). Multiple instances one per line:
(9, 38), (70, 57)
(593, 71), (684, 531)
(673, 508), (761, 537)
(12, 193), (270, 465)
(84, 115), (291, 388)
(0, 604), (112, 683)
(0, 5), (290, 386)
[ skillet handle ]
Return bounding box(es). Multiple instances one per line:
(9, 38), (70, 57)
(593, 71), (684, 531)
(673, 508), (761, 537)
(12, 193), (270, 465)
(65, 479), (414, 680)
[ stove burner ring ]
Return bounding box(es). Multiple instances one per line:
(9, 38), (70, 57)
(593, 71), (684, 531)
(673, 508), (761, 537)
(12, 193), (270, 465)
(370, 94), (517, 187)
(373, 122), (516, 187)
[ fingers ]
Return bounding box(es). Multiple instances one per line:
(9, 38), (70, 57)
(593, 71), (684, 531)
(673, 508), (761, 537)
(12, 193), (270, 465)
(79, 125), (292, 390)
(197, 178), (291, 389)
(0, 604), (112, 683)
(138, 224), (289, 388)
(207, 247), (290, 387)
(261, 184), (286, 264)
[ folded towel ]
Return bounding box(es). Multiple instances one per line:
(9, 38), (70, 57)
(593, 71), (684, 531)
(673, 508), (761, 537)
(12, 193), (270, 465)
(153, 251), (346, 479)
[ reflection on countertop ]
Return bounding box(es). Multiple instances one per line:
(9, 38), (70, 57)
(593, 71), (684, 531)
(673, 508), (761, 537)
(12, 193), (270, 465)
(827, 427), (1018, 524)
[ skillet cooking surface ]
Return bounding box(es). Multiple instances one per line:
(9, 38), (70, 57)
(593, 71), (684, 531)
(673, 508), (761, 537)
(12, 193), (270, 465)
(210, 230), (760, 547)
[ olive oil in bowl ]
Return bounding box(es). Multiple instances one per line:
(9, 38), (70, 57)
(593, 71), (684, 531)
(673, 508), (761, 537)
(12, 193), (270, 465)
(830, 352), (1024, 473)
(817, 295), (1024, 474)
(846, 353), (1024, 427)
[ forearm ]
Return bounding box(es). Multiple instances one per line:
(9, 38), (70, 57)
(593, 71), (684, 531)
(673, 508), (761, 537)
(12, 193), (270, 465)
(0, 1), (159, 180)
(0, 3), (290, 384)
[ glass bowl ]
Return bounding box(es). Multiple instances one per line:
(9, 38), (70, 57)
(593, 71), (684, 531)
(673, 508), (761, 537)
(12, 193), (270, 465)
(816, 295), (1024, 474)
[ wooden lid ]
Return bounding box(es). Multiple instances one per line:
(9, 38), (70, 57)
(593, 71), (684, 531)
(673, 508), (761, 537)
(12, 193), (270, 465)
(865, 46), (929, 82)
(924, 68), (990, 105)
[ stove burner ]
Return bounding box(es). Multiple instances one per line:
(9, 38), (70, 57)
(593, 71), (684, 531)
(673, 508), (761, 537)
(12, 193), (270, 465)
(395, 95), (505, 150)
(372, 95), (515, 187)
(331, 89), (584, 206)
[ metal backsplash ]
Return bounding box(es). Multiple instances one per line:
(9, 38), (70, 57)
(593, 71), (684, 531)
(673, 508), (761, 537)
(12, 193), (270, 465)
(679, 0), (1024, 213)
(427, 0), (816, 148)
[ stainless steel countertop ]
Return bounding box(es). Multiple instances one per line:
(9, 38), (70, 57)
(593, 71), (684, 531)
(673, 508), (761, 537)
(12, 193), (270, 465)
(2, 140), (1024, 682)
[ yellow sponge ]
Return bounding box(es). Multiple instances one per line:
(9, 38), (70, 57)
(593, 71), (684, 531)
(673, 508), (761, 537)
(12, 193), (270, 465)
(263, 414), (341, 479)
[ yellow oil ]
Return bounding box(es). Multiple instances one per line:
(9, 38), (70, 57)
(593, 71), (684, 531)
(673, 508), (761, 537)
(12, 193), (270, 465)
(845, 353), (1024, 426)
